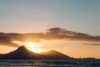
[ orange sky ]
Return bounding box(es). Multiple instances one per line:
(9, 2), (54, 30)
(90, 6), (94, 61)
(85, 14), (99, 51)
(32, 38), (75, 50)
(0, 40), (100, 59)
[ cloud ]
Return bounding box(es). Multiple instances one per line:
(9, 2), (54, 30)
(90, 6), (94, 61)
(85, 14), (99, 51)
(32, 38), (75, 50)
(45, 27), (100, 41)
(0, 33), (19, 47)
(0, 27), (100, 47)
(83, 43), (100, 46)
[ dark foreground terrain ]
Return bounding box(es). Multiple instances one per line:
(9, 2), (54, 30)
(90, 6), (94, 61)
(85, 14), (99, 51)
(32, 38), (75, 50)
(0, 59), (100, 67)
(0, 46), (100, 67)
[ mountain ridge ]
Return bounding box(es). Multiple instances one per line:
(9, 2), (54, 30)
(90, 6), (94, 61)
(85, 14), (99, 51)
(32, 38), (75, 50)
(0, 46), (71, 60)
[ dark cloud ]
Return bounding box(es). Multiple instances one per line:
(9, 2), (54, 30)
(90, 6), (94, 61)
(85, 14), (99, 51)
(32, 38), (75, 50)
(0, 27), (100, 47)
(45, 27), (100, 41)
(0, 33), (19, 47)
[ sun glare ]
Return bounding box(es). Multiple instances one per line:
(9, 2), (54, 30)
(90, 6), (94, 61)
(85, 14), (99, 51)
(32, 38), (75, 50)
(24, 42), (49, 53)
(26, 48), (49, 53)
(24, 42), (42, 48)
(12, 41), (50, 53)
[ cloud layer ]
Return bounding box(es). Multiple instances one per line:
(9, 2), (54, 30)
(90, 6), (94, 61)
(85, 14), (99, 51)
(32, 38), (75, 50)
(0, 27), (100, 47)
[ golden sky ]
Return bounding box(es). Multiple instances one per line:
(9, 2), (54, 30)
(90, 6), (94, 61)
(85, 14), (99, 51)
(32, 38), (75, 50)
(0, 40), (100, 59)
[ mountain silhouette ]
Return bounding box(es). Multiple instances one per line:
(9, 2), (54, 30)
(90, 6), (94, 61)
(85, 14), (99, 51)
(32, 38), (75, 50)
(0, 46), (71, 59)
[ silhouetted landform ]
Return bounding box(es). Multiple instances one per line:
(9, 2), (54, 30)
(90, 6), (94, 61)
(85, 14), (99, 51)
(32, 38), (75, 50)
(0, 27), (100, 47)
(0, 46), (100, 61)
(0, 46), (72, 59)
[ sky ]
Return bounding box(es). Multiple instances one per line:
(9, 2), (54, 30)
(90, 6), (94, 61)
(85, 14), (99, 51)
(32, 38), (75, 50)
(1, 40), (100, 58)
(0, 0), (99, 35)
(0, 0), (100, 58)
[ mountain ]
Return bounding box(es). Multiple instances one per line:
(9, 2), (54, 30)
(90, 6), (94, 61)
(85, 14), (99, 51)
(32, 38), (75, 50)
(0, 46), (71, 59)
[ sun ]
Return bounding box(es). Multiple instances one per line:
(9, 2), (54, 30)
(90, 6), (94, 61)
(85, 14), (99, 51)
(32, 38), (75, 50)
(24, 42), (49, 53)
(12, 41), (49, 53)
(24, 42), (42, 48)
(26, 48), (49, 53)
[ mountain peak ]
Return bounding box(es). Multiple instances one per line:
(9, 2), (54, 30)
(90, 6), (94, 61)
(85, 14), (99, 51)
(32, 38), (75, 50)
(0, 46), (71, 59)
(15, 46), (29, 53)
